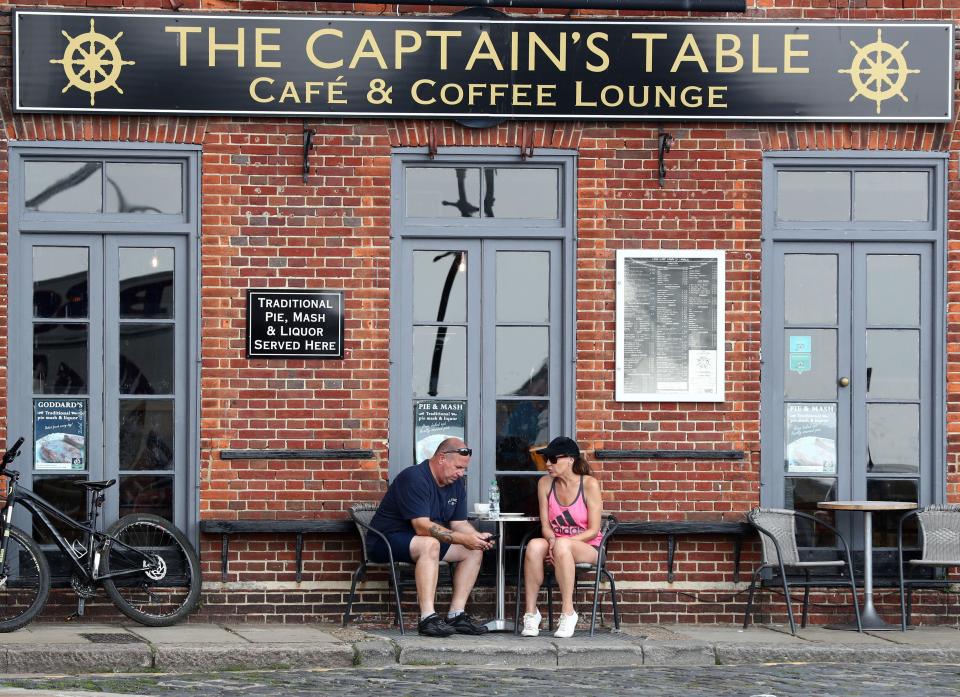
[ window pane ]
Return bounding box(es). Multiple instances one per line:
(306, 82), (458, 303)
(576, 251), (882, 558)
(866, 479), (918, 547)
(855, 172), (928, 222)
(413, 326), (466, 397)
(119, 324), (174, 394)
(868, 404), (919, 474)
(497, 251), (549, 323)
(784, 477), (836, 547)
(119, 399), (174, 471)
(24, 161), (102, 213)
(119, 248), (175, 319)
(413, 251), (466, 322)
(784, 254), (837, 325)
(777, 171), (850, 221)
(32, 475), (85, 545)
(33, 247), (89, 319)
(784, 329), (836, 400)
(33, 324), (88, 394)
(105, 163), (182, 214)
(493, 474), (541, 517)
(406, 168), (480, 218)
(497, 327), (548, 396)
(867, 330), (919, 400)
(867, 255), (919, 326)
(120, 475), (173, 521)
(496, 400), (549, 467)
(487, 169), (558, 219)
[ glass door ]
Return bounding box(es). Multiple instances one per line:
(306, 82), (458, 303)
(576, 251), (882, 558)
(765, 241), (934, 547)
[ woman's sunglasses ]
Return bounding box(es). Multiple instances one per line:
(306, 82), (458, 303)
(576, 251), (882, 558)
(546, 454), (570, 464)
(442, 447), (473, 457)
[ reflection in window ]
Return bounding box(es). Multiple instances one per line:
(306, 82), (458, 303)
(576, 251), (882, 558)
(25, 161), (102, 213)
(119, 400), (174, 470)
(33, 476), (86, 545)
(413, 326), (466, 397)
(33, 247), (89, 319)
(413, 251), (466, 323)
(33, 324), (88, 394)
(120, 475), (173, 521)
(497, 399), (549, 470)
(119, 324), (174, 394)
(488, 169), (559, 218)
(867, 404), (919, 474)
(407, 168), (480, 218)
(119, 248), (175, 318)
(785, 477), (836, 547)
(497, 252), (549, 323)
(496, 328), (548, 396)
(867, 479), (918, 547)
(105, 163), (182, 214)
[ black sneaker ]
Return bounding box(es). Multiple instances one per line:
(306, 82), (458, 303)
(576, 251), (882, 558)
(446, 612), (490, 635)
(417, 613), (455, 638)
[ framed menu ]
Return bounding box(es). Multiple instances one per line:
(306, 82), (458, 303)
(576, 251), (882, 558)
(615, 250), (725, 402)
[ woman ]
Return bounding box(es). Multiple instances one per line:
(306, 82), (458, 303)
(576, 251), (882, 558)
(520, 436), (603, 638)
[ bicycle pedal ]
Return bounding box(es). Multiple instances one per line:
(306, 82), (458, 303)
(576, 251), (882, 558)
(65, 612), (81, 622)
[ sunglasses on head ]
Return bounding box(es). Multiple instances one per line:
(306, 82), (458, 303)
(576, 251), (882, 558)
(442, 447), (473, 457)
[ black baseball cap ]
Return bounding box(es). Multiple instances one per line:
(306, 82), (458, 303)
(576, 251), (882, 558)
(537, 436), (581, 460)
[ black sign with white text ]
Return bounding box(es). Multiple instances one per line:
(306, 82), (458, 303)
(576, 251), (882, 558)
(13, 11), (953, 121)
(247, 290), (344, 359)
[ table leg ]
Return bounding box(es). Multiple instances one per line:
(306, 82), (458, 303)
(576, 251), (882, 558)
(827, 510), (897, 631)
(486, 518), (511, 632)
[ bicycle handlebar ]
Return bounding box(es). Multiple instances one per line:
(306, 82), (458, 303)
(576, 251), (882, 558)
(1, 437), (25, 469)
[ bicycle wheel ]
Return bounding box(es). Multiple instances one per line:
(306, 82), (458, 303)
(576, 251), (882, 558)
(101, 513), (202, 626)
(0, 524), (50, 632)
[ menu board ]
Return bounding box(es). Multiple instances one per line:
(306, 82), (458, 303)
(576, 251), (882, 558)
(414, 400), (466, 463)
(615, 250), (725, 402)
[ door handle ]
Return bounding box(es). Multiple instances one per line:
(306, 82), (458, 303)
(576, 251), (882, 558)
(838, 377), (850, 387)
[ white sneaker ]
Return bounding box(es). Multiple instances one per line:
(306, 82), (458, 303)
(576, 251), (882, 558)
(521, 610), (542, 637)
(554, 611), (578, 638)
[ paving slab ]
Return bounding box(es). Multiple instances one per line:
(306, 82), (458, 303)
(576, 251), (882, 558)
(127, 626), (246, 645)
(875, 626), (960, 644)
(225, 625), (339, 644)
(0, 625), (124, 645)
(152, 643), (355, 672)
(396, 635), (556, 667)
(780, 626), (899, 644)
(663, 625), (803, 644)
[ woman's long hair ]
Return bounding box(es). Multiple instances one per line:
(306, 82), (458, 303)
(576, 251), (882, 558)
(572, 454), (592, 476)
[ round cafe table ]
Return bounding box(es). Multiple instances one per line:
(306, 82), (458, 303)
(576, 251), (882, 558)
(817, 500), (917, 630)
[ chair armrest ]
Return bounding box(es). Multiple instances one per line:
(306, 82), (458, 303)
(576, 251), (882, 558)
(792, 509), (857, 571)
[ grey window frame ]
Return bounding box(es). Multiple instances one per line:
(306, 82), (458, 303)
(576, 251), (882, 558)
(7, 142), (201, 543)
(389, 148), (577, 505)
(760, 151), (947, 516)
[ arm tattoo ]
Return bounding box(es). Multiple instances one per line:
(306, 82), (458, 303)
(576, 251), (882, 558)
(428, 525), (453, 544)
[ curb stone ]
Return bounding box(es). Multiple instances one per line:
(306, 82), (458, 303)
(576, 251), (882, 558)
(152, 643), (355, 672)
(641, 641), (716, 666)
(4, 644), (152, 674)
(397, 638), (556, 667)
(352, 638), (398, 667)
(556, 641), (644, 667)
(715, 644), (960, 665)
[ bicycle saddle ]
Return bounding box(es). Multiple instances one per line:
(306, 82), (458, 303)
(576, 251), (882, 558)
(75, 479), (116, 491)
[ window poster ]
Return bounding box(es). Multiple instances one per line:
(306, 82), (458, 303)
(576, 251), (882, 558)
(785, 403), (837, 474)
(33, 398), (86, 470)
(615, 250), (725, 402)
(414, 400), (466, 463)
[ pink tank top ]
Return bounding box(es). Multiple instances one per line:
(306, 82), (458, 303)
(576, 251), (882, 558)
(547, 476), (603, 548)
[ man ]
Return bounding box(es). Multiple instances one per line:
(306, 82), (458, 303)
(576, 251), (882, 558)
(368, 437), (494, 637)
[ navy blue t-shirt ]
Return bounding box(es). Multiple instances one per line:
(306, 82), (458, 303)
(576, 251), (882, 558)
(370, 460), (467, 535)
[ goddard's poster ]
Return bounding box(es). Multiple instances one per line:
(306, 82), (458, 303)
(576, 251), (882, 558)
(414, 400), (466, 463)
(34, 398), (86, 470)
(615, 250), (725, 402)
(785, 403), (837, 474)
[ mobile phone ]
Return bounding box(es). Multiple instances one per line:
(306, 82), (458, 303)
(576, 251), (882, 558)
(485, 533), (500, 543)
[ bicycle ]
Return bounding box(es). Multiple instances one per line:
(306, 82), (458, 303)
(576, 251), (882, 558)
(0, 437), (202, 631)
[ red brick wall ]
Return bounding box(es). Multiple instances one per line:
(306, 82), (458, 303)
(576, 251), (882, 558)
(0, 0), (958, 624)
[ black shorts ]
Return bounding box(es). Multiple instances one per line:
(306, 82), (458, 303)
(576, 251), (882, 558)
(367, 530), (451, 564)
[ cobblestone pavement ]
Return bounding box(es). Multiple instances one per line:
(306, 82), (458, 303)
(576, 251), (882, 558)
(4, 663), (960, 697)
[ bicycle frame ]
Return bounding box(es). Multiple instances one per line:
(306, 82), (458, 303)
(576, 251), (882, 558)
(0, 471), (161, 584)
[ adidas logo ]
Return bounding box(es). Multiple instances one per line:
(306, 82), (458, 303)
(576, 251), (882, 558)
(550, 510), (584, 536)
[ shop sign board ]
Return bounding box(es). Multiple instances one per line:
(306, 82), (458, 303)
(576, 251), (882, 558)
(414, 400), (466, 464)
(13, 11), (953, 121)
(34, 399), (87, 471)
(247, 289), (343, 359)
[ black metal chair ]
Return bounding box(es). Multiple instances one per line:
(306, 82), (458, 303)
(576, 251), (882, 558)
(513, 514), (620, 636)
(342, 502), (451, 635)
(898, 504), (960, 631)
(744, 507), (862, 635)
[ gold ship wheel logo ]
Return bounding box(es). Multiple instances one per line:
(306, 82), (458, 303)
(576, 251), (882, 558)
(50, 18), (135, 106)
(838, 29), (919, 115)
